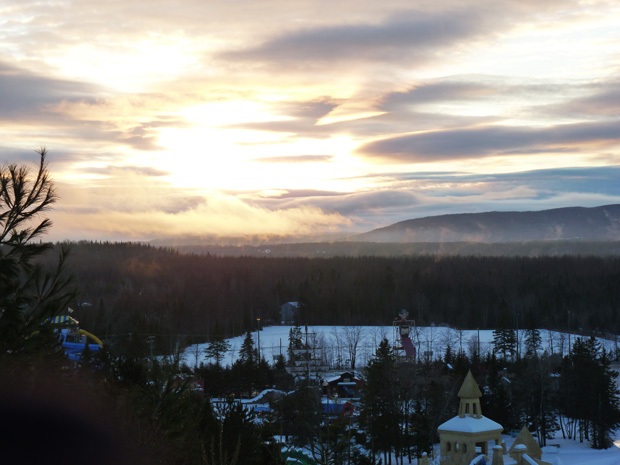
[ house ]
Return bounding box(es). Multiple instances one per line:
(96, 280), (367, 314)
(322, 372), (363, 399)
(280, 302), (300, 324)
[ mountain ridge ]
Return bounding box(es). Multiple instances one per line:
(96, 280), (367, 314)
(356, 204), (620, 243)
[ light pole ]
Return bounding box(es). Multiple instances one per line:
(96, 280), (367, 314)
(256, 317), (261, 362)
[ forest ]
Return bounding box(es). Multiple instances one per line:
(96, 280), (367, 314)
(48, 241), (620, 354)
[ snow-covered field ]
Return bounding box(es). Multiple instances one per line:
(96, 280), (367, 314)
(181, 325), (620, 370)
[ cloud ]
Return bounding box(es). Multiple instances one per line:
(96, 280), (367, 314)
(73, 165), (171, 178)
(258, 189), (345, 199)
(260, 189), (420, 217)
(222, 98), (337, 139)
(4, 0), (620, 241)
(271, 99), (338, 120)
(251, 155), (333, 163)
(376, 75), (620, 128)
(0, 62), (189, 154)
(47, 95), (193, 151)
(547, 80), (620, 117)
(247, 164), (620, 231)
(221, 8), (499, 68)
(0, 61), (98, 121)
(47, 165), (352, 240)
(379, 80), (500, 109)
(357, 120), (620, 162)
(49, 196), (350, 240)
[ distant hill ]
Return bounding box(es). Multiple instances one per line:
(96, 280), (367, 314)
(356, 204), (620, 243)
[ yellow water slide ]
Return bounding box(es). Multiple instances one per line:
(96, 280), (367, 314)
(78, 329), (104, 347)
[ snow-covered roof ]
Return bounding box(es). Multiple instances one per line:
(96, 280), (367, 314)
(438, 415), (503, 434)
(241, 388), (285, 404)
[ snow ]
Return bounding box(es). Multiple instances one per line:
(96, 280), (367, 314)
(538, 437), (620, 465)
(438, 415), (502, 434)
(474, 434), (620, 465)
(239, 388), (284, 404)
(180, 325), (620, 370)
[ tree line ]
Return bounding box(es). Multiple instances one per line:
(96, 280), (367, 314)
(46, 241), (620, 352)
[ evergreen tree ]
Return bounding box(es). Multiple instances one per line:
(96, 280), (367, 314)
(239, 331), (257, 366)
(273, 387), (322, 446)
(361, 338), (400, 465)
(205, 332), (231, 367)
(273, 354), (295, 391)
(218, 400), (271, 465)
(559, 337), (620, 448)
(591, 347), (620, 448)
(236, 331), (257, 397)
(0, 150), (75, 370)
(524, 328), (542, 356)
(513, 353), (559, 445)
(482, 353), (518, 430)
(492, 328), (517, 360)
(444, 344), (453, 365)
(287, 325), (303, 365)
(197, 362), (228, 397)
(493, 301), (517, 360)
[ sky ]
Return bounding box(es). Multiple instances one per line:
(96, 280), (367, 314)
(2, 0), (620, 242)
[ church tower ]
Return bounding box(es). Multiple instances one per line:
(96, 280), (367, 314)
(438, 370), (503, 465)
(457, 370), (483, 419)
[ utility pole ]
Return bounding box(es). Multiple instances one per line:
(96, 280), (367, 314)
(567, 311), (571, 355)
(256, 317), (261, 362)
(515, 312), (519, 360)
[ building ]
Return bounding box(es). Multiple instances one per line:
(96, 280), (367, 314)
(280, 301), (299, 324)
(438, 370), (552, 465)
(321, 372), (363, 399)
(438, 370), (503, 464)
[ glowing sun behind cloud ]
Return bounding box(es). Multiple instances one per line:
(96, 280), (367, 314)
(156, 99), (364, 192)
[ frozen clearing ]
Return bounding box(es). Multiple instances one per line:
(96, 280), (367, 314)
(181, 325), (619, 369)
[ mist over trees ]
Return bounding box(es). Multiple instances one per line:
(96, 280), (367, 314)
(51, 241), (620, 352)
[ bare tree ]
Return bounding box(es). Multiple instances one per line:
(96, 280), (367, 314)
(423, 325), (437, 362)
(330, 328), (344, 369)
(467, 334), (481, 359)
(342, 326), (365, 370)
(438, 327), (459, 358)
